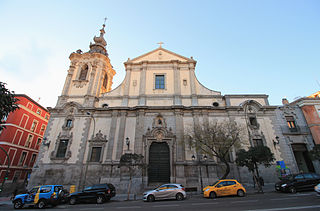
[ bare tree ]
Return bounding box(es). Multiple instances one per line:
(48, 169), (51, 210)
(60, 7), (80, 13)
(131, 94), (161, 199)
(118, 153), (145, 200)
(186, 120), (243, 179)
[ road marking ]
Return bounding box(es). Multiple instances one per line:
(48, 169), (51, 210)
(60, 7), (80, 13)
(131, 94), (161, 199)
(231, 200), (258, 203)
(191, 202), (219, 205)
(116, 206), (142, 209)
(152, 204), (180, 207)
(270, 197), (294, 200)
(246, 205), (320, 211)
(290, 193), (313, 196)
(79, 208), (104, 210)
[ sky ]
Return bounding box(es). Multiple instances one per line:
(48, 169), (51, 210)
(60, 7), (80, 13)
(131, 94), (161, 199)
(0, 0), (319, 108)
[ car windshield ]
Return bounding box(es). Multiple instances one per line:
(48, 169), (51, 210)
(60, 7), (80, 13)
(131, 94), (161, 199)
(282, 175), (293, 180)
(84, 186), (93, 191)
(211, 181), (219, 186)
(29, 187), (39, 194)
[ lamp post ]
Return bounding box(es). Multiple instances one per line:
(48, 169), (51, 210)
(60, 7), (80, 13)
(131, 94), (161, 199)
(125, 137), (130, 151)
(192, 154), (207, 193)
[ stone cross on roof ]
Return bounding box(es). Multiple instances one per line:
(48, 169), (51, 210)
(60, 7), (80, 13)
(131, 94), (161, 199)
(157, 42), (164, 48)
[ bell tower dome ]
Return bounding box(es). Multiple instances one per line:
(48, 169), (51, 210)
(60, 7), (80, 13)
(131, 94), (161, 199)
(57, 23), (116, 107)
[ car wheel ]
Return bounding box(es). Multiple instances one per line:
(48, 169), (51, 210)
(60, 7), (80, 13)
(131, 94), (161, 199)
(69, 197), (76, 205)
(37, 200), (46, 209)
(147, 194), (155, 202)
(176, 193), (184, 201)
(289, 186), (296, 194)
(13, 200), (23, 209)
(96, 195), (104, 204)
(237, 189), (245, 197)
(209, 191), (216, 199)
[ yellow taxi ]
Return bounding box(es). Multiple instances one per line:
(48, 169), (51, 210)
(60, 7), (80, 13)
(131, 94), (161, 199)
(203, 179), (246, 198)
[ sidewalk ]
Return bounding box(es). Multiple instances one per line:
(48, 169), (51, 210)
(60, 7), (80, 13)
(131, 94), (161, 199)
(0, 197), (11, 206)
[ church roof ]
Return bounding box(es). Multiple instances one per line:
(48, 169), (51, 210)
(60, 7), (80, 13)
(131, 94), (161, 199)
(126, 46), (196, 64)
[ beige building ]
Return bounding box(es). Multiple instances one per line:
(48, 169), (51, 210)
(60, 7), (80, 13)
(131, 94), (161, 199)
(29, 25), (282, 193)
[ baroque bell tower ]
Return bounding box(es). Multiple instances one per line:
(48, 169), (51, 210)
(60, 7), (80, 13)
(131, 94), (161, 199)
(57, 23), (116, 107)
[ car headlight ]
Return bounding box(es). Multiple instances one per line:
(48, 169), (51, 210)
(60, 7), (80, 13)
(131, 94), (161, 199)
(281, 184), (287, 187)
(204, 188), (210, 192)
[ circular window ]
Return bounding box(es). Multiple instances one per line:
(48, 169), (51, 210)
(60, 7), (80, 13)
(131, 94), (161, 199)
(212, 102), (219, 107)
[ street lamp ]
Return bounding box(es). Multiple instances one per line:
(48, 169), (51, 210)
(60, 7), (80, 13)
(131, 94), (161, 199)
(86, 112), (96, 139)
(125, 137), (130, 151)
(192, 154), (207, 193)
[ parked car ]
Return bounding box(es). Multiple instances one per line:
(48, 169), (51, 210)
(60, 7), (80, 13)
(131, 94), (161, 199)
(203, 179), (246, 199)
(315, 183), (320, 196)
(68, 183), (116, 205)
(143, 184), (186, 202)
(275, 173), (320, 193)
(12, 185), (65, 209)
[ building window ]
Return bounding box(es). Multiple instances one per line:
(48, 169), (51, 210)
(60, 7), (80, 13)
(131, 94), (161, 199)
(103, 73), (108, 89)
(30, 154), (37, 165)
(79, 64), (88, 80)
(286, 116), (297, 132)
(19, 152), (27, 166)
(155, 75), (165, 89)
(249, 117), (258, 126)
(25, 135), (33, 147)
(45, 114), (49, 120)
(41, 125), (46, 133)
(56, 139), (69, 158)
(36, 109), (41, 115)
(253, 139), (264, 147)
(65, 119), (72, 128)
(183, 79), (187, 86)
(37, 138), (41, 145)
(30, 120), (37, 132)
(90, 147), (102, 162)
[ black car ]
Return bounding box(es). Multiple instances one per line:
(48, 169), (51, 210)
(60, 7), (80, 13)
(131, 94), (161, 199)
(275, 173), (320, 193)
(69, 183), (116, 205)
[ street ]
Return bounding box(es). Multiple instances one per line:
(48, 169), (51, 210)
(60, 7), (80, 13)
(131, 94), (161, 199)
(1, 191), (319, 211)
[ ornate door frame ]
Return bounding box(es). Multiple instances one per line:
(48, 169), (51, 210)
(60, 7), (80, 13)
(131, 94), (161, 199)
(143, 114), (176, 184)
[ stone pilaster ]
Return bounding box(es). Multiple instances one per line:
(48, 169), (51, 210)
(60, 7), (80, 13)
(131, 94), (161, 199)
(106, 111), (118, 161)
(138, 62), (147, 105)
(61, 64), (75, 95)
(116, 112), (127, 159)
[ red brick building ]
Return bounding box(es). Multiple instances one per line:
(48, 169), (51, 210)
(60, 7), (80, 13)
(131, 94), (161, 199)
(0, 94), (49, 193)
(292, 91), (320, 145)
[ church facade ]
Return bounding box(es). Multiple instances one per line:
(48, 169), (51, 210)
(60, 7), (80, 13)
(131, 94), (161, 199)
(29, 25), (283, 193)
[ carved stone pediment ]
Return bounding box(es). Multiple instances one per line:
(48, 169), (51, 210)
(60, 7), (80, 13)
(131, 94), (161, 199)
(72, 80), (88, 88)
(89, 130), (108, 143)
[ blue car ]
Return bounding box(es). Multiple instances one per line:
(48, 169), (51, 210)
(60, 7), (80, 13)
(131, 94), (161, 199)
(12, 185), (64, 209)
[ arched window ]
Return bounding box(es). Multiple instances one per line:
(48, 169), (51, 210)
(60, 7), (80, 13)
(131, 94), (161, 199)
(103, 73), (108, 88)
(79, 64), (88, 80)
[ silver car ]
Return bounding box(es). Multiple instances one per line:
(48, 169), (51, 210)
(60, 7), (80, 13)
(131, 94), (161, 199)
(143, 184), (186, 202)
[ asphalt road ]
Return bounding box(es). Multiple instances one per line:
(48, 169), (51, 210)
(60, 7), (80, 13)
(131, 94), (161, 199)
(1, 191), (319, 211)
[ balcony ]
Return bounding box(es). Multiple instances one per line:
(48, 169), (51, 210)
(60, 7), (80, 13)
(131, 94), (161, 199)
(280, 125), (310, 135)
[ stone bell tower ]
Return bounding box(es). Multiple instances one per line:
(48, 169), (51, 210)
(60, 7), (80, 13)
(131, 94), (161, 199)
(57, 23), (116, 107)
